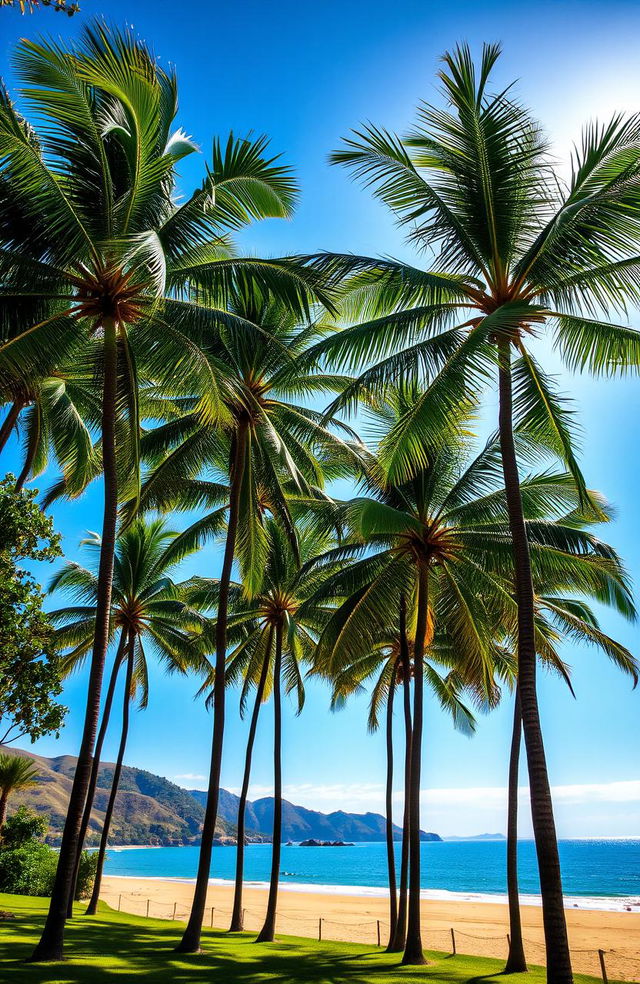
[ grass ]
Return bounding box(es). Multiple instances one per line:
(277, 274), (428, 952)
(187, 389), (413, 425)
(0, 893), (607, 984)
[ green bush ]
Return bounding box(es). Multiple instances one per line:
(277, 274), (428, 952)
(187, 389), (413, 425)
(75, 848), (99, 900)
(0, 839), (57, 896)
(0, 806), (98, 898)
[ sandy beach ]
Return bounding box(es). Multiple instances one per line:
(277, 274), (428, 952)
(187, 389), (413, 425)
(101, 875), (640, 980)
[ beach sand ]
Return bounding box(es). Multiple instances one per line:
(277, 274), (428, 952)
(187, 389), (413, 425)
(101, 875), (640, 980)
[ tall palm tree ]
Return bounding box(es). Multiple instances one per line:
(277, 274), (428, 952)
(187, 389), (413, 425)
(328, 597), (474, 952)
(500, 589), (637, 973)
(138, 298), (361, 952)
(0, 24), (326, 961)
(185, 520), (334, 943)
(306, 384), (629, 965)
(0, 753), (39, 835)
(47, 517), (205, 913)
(305, 44), (640, 982)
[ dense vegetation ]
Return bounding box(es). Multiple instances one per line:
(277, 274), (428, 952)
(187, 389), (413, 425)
(0, 20), (639, 984)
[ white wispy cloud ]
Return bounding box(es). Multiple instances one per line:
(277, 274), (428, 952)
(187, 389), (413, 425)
(174, 773), (206, 782)
(176, 777), (639, 835)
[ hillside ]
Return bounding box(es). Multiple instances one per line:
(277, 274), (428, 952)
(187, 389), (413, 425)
(4, 746), (441, 846)
(2, 747), (236, 847)
(189, 788), (441, 843)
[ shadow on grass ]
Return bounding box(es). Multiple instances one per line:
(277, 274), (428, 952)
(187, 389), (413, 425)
(0, 900), (587, 984)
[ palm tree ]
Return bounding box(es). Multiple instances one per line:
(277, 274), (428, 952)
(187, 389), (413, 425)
(306, 384), (629, 965)
(137, 298), (361, 952)
(47, 517), (205, 913)
(185, 520), (334, 943)
(0, 753), (39, 836)
(305, 43), (640, 982)
(328, 594), (474, 952)
(501, 589), (637, 973)
(0, 24), (327, 961)
(0, 369), (97, 494)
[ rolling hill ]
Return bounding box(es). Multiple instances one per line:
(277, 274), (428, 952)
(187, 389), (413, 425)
(1, 746), (235, 847)
(3, 746), (441, 846)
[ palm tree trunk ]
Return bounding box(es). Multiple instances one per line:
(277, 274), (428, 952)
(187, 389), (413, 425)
(0, 792), (8, 837)
(14, 404), (40, 492)
(85, 633), (135, 915)
(385, 661), (398, 949)
(67, 630), (128, 917)
(31, 319), (119, 963)
(256, 620), (283, 943)
(177, 421), (249, 953)
(505, 689), (527, 973)
(85, 632), (136, 916)
(390, 596), (412, 952)
(0, 400), (22, 455)
(497, 339), (572, 984)
(229, 632), (272, 932)
(402, 566), (428, 966)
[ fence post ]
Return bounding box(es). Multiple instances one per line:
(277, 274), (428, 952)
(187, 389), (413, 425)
(118, 894), (122, 912)
(377, 920), (381, 947)
(598, 950), (608, 984)
(210, 906), (215, 928)
(318, 917), (322, 941)
(146, 899), (150, 919)
(172, 901), (177, 920)
(451, 927), (456, 955)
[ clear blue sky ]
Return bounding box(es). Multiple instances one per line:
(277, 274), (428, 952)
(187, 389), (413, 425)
(1, 0), (639, 837)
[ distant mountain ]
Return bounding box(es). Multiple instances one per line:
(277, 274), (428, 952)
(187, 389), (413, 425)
(445, 833), (506, 841)
(2, 746), (236, 847)
(189, 788), (441, 843)
(4, 745), (441, 846)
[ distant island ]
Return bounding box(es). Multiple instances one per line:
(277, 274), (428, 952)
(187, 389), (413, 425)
(298, 839), (354, 847)
(5, 746), (442, 847)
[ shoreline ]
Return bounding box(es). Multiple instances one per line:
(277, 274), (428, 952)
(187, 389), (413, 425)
(103, 872), (640, 913)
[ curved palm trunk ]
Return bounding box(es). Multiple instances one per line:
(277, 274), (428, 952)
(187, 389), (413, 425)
(67, 631), (128, 917)
(177, 422), (249, 953)
(390, 598), (412, 952)
(31, 319), (119, 962)
(498, 340), (572, 984)
(0, 400), (22, 455)
(505, 690), (527, 973)
(385, 662), (398, 949)
(229, 633), (272, 932)
(402, 566), (428, 966)
(256, 621), (283, 943)
(85, 633), (135, 915)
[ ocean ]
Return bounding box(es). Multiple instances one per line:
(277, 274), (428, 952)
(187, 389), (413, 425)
(103, 839), (640, 912)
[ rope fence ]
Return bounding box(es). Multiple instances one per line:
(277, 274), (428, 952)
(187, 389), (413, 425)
(99, 889), (640, 982)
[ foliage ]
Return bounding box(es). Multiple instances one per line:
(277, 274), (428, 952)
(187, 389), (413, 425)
(2, 806), (46, 847)
(0, 479), (65, 744)
(0, 808), (96, 898)
(0, 0), (79, 13)
(0, 840), (57, 896)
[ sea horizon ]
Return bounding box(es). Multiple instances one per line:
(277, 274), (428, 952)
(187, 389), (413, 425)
(101, 838), (640, 913)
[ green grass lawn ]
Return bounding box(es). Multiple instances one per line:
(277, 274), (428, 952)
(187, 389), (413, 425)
(0, 893), (607, 984)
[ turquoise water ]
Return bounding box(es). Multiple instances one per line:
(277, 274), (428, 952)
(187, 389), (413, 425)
(104, 839), (640, 910)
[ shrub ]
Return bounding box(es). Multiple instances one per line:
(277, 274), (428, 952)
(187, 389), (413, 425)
(75, 849), (99, 900)
(0, 839), (57, 896)
(0, 806), (98, 898)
